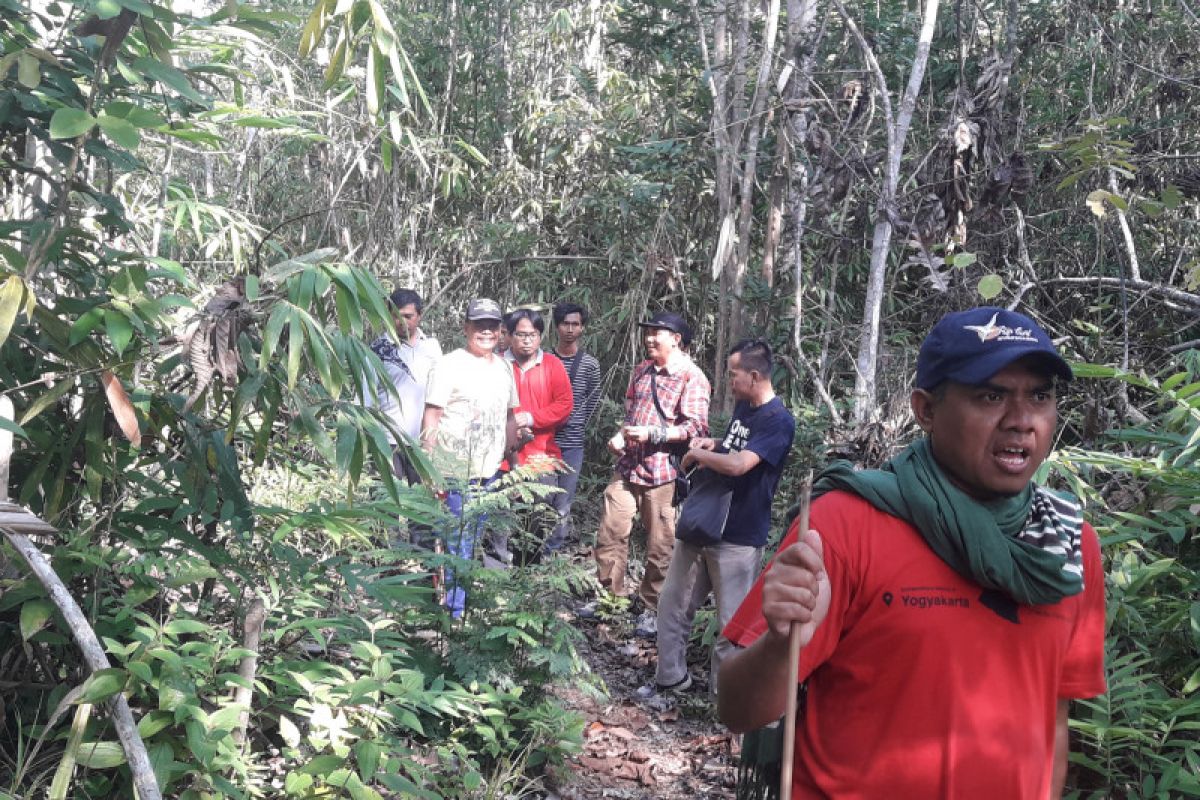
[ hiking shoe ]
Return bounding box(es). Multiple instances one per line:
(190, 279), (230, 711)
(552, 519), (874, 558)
(635, 673), (693, 699)
(633, 609), (657, 638)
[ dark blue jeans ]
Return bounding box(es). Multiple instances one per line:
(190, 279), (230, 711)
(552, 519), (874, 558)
(442, 472), (499, 618)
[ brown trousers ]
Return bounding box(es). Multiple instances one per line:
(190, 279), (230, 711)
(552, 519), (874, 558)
(593, 478), (677, 610)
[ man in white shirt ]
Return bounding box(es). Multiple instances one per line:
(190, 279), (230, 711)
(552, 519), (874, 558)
(421, 298), (520, 617)
(368, 288), (442, 484)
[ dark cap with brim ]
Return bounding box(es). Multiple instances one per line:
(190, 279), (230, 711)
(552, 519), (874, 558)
(637, 311), (690, 338)
(466, 298), (503, 322)
(916, 306), (1073, 390)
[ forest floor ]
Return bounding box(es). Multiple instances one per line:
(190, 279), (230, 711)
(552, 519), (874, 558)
(544, 547), (741, 799)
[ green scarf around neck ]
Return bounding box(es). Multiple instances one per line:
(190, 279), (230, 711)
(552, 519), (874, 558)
(812, 437), (1082, 606)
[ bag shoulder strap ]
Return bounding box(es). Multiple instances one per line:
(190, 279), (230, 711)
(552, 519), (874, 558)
(647, 365), (671, 423)
(565, 349), (584, 386)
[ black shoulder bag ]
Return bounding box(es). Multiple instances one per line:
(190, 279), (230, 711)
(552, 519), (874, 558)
(675, 465), (734, 545)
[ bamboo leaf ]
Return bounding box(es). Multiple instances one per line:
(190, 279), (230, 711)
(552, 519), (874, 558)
(323, 26), (349, 89)
(298, 0), (330, 57)
(287, 316), (303, 390)
(0, 275), (28, 347)
(19, 376), (75, 425)
(131, 57), (206, 103)
(49, 704), (92, 800)
(0, 415), (28, 441)
(366, 42), (383, 116)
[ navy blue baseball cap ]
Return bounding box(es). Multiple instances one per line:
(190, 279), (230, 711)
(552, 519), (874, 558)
(915, 307), (1073, 390)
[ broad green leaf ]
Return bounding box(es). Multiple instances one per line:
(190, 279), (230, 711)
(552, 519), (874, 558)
(75, 742), (126, 769)
(950, 251), (976, 269)
(97, 114), (140, 149)
(0, 52), (17, 81)
(17, 53), (40, 88)
(49, 108), (96, 139)
(207, 703), (247, 733)
(77, 668), (128, 704)
(300, 754), (345, 775)
(20, 599), (53, 640)
(0, 275), (28, 348)
(131, 57), (206, 103)
(138, 711), (174, 739)
(115, 0), (156, 13)
(69, 307), (106, 346)
(279, 714), (301, 748)
(1163, 184), (1182, 210)
(163, 619), (210, 636)
(105, 310), (135, 355)
(977, 274), (1003, 300)
(95, 0), (123, 18)
(103, 102), (165, 129)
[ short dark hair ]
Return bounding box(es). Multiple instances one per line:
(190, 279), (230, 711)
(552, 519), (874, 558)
(505, 308), (545, 334)
(388, 288), (423, 312)
(730, 338), (773, 376)
(552, 302), (589, 326)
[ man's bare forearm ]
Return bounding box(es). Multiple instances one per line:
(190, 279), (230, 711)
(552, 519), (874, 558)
(718, 631), (797, 733)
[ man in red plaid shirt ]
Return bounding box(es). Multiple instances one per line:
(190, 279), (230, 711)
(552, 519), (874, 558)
(579, 311), (711, 638)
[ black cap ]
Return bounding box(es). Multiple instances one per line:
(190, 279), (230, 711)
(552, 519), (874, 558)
(638, 311), (690, 339)
(465, 298), (503, 322)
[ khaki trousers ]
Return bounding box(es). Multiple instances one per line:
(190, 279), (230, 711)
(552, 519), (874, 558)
(593, 478), (677, 610)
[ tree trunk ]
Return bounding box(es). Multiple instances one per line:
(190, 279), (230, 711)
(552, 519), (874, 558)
(843, 0), (942, 424)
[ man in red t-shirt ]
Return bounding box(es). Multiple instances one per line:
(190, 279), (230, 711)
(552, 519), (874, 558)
(719, 307), (1106, 799)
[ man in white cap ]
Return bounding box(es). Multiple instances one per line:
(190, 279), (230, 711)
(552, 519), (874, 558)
(422, 297), (519, 617)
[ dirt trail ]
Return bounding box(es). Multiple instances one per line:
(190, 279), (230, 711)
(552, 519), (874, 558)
(549, 611), (740, 799)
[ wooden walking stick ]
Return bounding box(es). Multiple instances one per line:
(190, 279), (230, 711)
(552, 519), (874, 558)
(779, 472), (813, 800)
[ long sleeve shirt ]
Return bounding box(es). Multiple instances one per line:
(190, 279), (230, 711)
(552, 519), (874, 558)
(504, 349), (574, 465)
(615, 352), (711, 486)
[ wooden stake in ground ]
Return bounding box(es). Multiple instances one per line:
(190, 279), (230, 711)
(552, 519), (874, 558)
(780, 472), (813, 800)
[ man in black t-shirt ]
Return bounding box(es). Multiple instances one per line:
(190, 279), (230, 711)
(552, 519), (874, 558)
(639, 338), (796, 698)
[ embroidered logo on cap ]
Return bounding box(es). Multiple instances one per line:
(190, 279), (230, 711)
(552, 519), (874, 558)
(963, 312), (1036, 344)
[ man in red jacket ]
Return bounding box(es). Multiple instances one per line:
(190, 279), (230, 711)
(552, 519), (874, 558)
(500, 308), (574, 559)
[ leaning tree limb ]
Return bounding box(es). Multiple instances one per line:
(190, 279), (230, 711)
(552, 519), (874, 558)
(0, 513), (163, 800)
(1, 399), (160, 800)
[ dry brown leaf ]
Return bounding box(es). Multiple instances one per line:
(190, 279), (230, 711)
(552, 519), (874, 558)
(578, 755), (621, 773)
(605, 726), (636, 741)
(101, 370), (141, 447)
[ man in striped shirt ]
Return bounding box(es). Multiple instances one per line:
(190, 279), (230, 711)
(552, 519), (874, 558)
(542, 303), (602, 554)
(581, 311), (711, 638)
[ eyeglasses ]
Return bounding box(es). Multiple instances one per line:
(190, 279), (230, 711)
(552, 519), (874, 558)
(512, 331), (540, 340)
